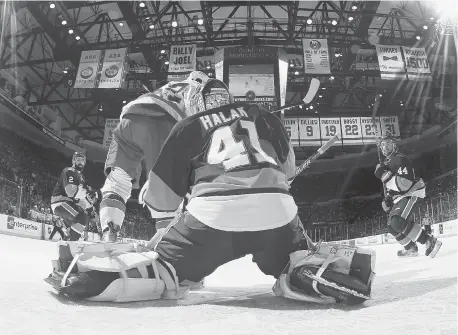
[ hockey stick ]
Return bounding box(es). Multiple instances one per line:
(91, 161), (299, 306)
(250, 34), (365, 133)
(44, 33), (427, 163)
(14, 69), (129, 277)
(292, 133), (340, 181)
(371, 92), (387, 196)
(302, 78), (321, 104)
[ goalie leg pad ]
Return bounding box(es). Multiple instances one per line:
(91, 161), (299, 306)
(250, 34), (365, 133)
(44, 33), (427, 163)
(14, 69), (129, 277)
(45, 241), (189, 302)
(273, 243), (375, 304)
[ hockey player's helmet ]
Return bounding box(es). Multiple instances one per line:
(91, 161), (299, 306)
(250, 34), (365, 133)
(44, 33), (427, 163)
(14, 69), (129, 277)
(72, 152), (86, 171)
(378, 132), (397, 158)
(185, 79), (234, 115)
(187, 71), (210, 85)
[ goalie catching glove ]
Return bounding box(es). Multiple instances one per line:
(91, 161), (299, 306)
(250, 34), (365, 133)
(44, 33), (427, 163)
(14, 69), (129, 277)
(274, 242), (376, 304)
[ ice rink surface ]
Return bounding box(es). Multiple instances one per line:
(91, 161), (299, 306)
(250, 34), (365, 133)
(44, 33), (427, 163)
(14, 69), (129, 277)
(0, 233), (456, 335)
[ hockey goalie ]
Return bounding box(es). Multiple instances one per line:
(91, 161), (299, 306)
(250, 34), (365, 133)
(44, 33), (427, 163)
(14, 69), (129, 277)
(45, 74), (376, 305)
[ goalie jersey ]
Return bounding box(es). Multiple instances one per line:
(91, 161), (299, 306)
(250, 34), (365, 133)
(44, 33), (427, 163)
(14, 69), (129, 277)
(383, 152), (426, 203)
(142, 103), (298, 232)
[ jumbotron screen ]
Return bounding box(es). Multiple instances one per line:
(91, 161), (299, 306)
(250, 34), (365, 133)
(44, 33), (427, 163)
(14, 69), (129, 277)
(228, 64), (275, 98)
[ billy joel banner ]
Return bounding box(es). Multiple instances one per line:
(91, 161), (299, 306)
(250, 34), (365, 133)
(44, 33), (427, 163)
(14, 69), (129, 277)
(167, 44), (197, 81)
(375, 45), (407, 80)
(98, 48), (128, 89)
(74, 50), (103, 88)
(102, 118), (120, 148)
(402, 47), (432, 81)
(283, 116), (399, 146)
(302, 39), (331, 74)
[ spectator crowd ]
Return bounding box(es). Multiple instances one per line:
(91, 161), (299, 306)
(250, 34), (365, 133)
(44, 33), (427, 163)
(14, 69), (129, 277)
(0, 124), (456, 242)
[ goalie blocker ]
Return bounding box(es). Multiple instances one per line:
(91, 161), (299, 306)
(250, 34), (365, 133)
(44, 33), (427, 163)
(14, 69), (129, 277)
(44, 239), (375, 304)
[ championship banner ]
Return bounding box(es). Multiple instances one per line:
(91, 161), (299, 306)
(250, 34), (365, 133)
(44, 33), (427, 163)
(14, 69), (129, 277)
(375, 45), (407, 80)
(341, 117), (363, 145)
(402, 47), (432, 81)
(360, 117), (381, 144)
(98, 48), (128, 89)
(102, 118), (120, 148)
(302, 39), (331, 74)
(196, 54), (214, 71)
(167, 44), (197, 81)
(380, 116), (400, 138)
(298, 117), (321, 146)
(319, 118), (342, 145)
(283, 117), (300, 146)
(74, 50), (103, 88)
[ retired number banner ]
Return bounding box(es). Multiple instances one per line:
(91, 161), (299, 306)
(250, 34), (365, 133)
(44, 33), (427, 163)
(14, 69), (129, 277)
(376, 45), (407, 80)
(341, 117), (363, 145)
(380, 116), (400, 138)
(360, 117), (381, 144)
(74, 50), (102, 88)
(402, 47), (432, 81)
(283, 118), (300, 146)
(298, 117), (321, 146)
(319, 118), (342, 146)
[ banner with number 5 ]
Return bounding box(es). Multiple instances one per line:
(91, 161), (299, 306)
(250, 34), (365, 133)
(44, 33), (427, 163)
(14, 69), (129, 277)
(319, 117), (342, 146)
(380, 116), (400, 138)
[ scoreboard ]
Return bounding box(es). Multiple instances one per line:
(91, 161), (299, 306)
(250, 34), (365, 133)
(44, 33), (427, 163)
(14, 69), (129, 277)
(283, 116), (400, 146)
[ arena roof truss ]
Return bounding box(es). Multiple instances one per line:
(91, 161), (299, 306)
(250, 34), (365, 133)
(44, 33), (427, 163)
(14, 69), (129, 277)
(0, 1), (455, 143)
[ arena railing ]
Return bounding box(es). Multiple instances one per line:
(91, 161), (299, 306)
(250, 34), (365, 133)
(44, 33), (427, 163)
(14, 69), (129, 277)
(305, 192), (457, 242)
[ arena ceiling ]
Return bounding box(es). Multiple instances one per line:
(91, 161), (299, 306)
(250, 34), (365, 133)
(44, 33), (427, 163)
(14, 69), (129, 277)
(0, 1), (456, 143)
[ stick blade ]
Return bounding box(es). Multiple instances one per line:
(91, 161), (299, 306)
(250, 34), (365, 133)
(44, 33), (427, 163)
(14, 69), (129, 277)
(303, 78), (320, 104)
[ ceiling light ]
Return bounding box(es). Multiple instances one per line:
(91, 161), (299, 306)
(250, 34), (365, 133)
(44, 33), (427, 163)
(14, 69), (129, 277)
(160, 49), (166, 54)
(75, 36), (80, 40)
(197, 19), (204, 25)
(307, 18), (313, 24)
(318, 95), (322, 98)
(171, 21), (178, 27)
(352, 5), (357, 10)
(290, 63), (294, 67)
(379, 93), (383, 97)
(416, 35), (421, 40)
(309, 105), (314, 110)
(139, 2), (145, 7)
(62, 20), (67, 25)
(149, 24), (154, 29)
(348, 16), (354, 21)
(123, 100), (127, 104)
(331, 20), (338, 26)
(165, 61), (169, 65)
(119, 22), (124, 26)
(330, 76), (334, 80)
(63, 69), (68, 74)
(206, 65), (210, 69)
(294, 71), (299, 75)
(430, 17), (435, 21)
(423, 25), (428, 30)
(68, 29), (74, 34)
(49, 3), (56, 9)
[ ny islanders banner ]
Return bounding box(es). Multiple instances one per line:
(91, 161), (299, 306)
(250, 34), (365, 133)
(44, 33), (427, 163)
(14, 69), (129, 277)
(103, 118), (120, 148)
(375, 45), (407, 80)
(167, 44), (197, 81)
(98, 48), (128, 89)
(302, 39), (331, 74)
(401, 47), (432, 81)
(74, 50), (103, 88)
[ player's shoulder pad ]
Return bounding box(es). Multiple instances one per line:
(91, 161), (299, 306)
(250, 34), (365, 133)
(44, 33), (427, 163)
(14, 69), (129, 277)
(120, 93), (183, 122)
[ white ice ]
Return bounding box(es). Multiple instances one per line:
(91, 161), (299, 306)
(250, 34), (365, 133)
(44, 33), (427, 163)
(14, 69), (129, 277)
(0, 233), (456, 335)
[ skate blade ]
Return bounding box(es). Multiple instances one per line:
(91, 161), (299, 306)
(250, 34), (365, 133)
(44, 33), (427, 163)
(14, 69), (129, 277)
(428, 240), (442, 258)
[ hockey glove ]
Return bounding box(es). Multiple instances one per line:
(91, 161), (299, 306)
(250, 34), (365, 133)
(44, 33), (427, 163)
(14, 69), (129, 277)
(382, 196), (393, 212)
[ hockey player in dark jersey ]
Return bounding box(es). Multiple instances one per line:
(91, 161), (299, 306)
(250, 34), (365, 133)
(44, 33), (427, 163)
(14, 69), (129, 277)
(374, 133), (442, 257)
(50, 152), (100, 241)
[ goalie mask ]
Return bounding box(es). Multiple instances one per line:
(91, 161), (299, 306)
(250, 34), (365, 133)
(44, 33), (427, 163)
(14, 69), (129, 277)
(185, 79), (234, 115)
(378, 133), (398, 159)
(72, 152), (86, 171)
